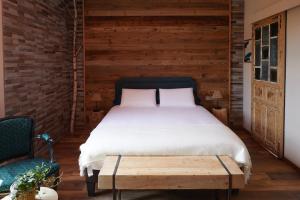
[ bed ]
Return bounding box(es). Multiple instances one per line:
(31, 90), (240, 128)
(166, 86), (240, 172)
(79, 77), (252, 196)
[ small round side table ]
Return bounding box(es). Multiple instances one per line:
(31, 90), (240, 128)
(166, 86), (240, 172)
(2, 187), (58, 200)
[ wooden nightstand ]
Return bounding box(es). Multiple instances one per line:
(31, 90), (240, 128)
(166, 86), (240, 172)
(88, 110), (105, 129)
(212, 108), (228, 125)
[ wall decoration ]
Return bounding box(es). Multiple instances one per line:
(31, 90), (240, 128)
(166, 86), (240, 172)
(244, 39), (252, 63)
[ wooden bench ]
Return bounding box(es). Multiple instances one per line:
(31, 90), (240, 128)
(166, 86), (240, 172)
(98, 156), (245, 200)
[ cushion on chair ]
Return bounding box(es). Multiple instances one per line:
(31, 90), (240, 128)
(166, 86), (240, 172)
(0, 117), (34, 162)
(0, 158), (60, 193)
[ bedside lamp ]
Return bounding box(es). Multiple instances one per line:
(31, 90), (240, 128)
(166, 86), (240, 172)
(211, 90), (223, 109)
(91, 93), (102, 112)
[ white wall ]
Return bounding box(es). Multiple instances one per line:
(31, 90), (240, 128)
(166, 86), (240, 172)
(0, 0), (4, 118)
(243, 62), (251, 131)
(243, 0), (300, 131)
(244, 0), (300, 39)
(285, 6), (300, 167)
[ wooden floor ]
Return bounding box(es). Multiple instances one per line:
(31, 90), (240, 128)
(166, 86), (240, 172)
(55, 129), (300, 200)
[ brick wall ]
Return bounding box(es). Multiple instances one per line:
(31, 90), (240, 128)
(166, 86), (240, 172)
(2, 0), (73, 141)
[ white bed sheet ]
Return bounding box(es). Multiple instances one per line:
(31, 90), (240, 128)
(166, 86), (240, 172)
(79, 106), (252, 181)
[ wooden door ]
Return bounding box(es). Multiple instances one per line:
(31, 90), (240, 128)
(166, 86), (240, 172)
(252, 13), (286, 157)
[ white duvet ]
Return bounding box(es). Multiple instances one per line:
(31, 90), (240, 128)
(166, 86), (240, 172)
(79, 106), (252, 181)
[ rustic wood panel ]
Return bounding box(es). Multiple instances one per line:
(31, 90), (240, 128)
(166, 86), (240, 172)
(84, 1), (231, 114)
(2, 0), (72, 143)
(85, 0), (229, 17)
(230, 0), (244, 127)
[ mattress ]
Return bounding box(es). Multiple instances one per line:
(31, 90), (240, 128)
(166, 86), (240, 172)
(79, 106), (252, 181)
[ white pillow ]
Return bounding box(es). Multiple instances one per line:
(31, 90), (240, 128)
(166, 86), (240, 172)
(120, 89), (157, 107)
(159, 88), (196, 107)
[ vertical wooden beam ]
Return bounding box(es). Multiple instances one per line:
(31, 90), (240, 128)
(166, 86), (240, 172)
(228, 0), (232, 126)
(0, 0), (5, 118)
(70, 0), (78, 133)
(83, 0), (86, 126)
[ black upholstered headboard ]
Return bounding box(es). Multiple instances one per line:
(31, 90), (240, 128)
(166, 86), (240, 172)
(113, 77), (201, 105)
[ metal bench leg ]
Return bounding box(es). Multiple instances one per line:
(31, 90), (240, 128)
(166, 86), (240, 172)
(113, 156), (122, 200)
(84, 169), (100, 197)
(113, 189), (122, 200)
(216, 156), (232, 200)
(113, 189), (117, 200)
(118, 190), (122, 200)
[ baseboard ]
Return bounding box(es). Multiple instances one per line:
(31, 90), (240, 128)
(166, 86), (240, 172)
(283, 158), (300, 172)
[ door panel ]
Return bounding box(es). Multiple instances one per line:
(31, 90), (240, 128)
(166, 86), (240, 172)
(253, 102), (267, 142)
(265, 107), (278, 153)
(254, 85), (264, 100)
(266, 87), (278, 105)
(252, 13), (285, 158)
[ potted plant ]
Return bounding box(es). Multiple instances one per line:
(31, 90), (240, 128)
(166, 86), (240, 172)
(10, 164), (50, 200)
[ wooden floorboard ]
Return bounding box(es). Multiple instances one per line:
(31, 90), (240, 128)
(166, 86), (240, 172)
(55, 129), (300, 200)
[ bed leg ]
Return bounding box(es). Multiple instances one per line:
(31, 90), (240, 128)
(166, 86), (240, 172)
(84, 168), (100, 197)
(213, 189), (219, 200)
(227, 189), (231, 200)
(232, 189), (239, 195)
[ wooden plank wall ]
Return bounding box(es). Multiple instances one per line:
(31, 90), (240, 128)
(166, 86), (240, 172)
(76, 0), (85, 129)
(84, 0), (232, 116)
(230, 0), (244, 127)
(2, 0), (72, 142)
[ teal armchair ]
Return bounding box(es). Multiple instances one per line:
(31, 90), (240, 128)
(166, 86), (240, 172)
(0, 117), (60, 193)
